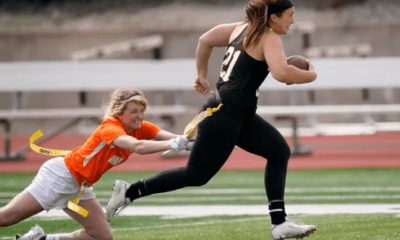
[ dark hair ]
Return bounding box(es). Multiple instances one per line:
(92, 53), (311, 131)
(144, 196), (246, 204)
(244, 0), (290, 49)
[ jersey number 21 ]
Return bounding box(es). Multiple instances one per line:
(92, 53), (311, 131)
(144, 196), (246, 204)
(220, 46), (241, 82)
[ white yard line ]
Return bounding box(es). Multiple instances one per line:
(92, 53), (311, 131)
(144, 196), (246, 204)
(111, 195), (400, 203)
(2, 195), (400, 205)
(93, 186), (400, 195)
(3, 186), (400, 198)
(32, 204), (400, 219)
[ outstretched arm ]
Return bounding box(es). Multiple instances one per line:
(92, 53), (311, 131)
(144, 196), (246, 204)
(153, 130), (179, 141)
(112, 134), (188, 155)
(112, 135), (171, 155)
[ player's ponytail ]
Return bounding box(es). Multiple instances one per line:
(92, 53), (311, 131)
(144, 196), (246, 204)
(244, 0), (292, 49)
(244, 0), (270, 49)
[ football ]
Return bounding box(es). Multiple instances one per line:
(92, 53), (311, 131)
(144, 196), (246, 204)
(287, 55), (309, 70)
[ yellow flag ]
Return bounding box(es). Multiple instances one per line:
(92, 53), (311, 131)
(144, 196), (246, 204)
(29, 130), (72, 156)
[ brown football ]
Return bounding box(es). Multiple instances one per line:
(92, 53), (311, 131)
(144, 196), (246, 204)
(287, 55), (309, 70)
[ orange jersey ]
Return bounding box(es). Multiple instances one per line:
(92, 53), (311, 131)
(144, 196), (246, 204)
(64, 117), (160, 185)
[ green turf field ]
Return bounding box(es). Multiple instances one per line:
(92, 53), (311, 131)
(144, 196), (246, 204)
(1, 169), (400, 239)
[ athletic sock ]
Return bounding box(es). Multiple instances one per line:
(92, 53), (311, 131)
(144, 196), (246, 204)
(269, 201), (286, 225)
(125, 179), (150, 202)
(45, 235), (60, 240)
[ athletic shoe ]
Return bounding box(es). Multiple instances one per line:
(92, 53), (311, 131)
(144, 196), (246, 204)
(14, 224), (45, 240)
(106, 180), (131, 221)
(271, 219), (316, 239)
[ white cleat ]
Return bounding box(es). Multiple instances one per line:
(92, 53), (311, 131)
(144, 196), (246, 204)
(271, 219), (316, 239)
(14, 224), (45, 240)
(105, 180), (131, 221)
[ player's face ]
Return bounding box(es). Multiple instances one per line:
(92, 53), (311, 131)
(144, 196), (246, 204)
(275, 7), (295, 35)
(118, 101), (145, 132)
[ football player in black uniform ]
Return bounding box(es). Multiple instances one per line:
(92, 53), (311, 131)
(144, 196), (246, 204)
(107, 0), (317, 239)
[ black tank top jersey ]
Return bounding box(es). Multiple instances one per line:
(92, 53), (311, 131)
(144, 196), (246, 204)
(216, 26), (269, 109)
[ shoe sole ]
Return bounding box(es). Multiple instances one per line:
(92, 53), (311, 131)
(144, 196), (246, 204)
(274, 228), (316, 240)
(106, 181), (128, 222)
(299, 228), (316, 239)
(105, 182), (117, 221)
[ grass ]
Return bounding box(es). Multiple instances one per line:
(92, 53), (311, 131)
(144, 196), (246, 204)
(3, 169), (400, 206)
(1, 169), (400, 239)
(2, 214), (400, 239)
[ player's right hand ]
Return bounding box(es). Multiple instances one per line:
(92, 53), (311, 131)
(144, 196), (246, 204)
(305, 59), (315, 71)
(168, 135), (189, 152)
(194, 76), (209, 95)
(185, 137), (196, 150)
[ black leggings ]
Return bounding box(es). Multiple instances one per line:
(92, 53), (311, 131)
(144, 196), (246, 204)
(145, 95), (291, 201)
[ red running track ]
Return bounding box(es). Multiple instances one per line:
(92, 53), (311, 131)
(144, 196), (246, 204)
(1, 132), (399, 173)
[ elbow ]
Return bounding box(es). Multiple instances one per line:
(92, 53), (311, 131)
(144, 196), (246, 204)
(272, 68), (317, 84)
(198, 34), (206, 45)
(134, 149), (147, 155)
(198, 34), (212, 49)
(303, 72), (318, 84)
(270, 65), (292, 83)
(131, 143), (148, 155)
(134, 147), (147, 155)
(199, 32), (209, 44)
(271, 65), (294, 83)
(271, 71), (288, 83)
(311, 72), (318, 81)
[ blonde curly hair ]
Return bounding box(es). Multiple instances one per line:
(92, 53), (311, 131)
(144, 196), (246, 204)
(104, 88), (147, 119)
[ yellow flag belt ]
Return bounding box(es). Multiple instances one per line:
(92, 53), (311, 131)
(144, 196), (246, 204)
(29, 129), (72, 156)
(29, 129), (89, 217)
(184, 103), (223, 139)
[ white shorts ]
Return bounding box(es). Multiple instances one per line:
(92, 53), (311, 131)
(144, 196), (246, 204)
(26, 157), (95, 211)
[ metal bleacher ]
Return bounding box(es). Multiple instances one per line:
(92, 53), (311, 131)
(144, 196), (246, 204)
(0, 59), (198, 160)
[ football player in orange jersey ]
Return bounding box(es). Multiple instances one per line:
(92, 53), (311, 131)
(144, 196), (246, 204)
(0, 88), (192, 240)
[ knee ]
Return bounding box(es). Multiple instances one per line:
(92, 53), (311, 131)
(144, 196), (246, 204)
(0, 211), (7, 227)
(191, 176), (211, 187)
(87, 228), (113, 240)
(101, 233), (113, 240)
(186, 168), (212, 187)
(275, 141), (291, 162)
(278, 145), (291, 167)
(0, 209), (16, 227)
(282, 144), (291, 162)
(94, 232), (113, 240)
(268, 143), (291, 166)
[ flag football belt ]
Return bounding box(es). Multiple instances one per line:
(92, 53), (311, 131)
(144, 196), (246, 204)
(30, 129), (89, 217)
(184, 101), (223, 138)
(67, 188), (89, 217)
(160, 90), (222, 158)
(29, 129), (72, 156)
